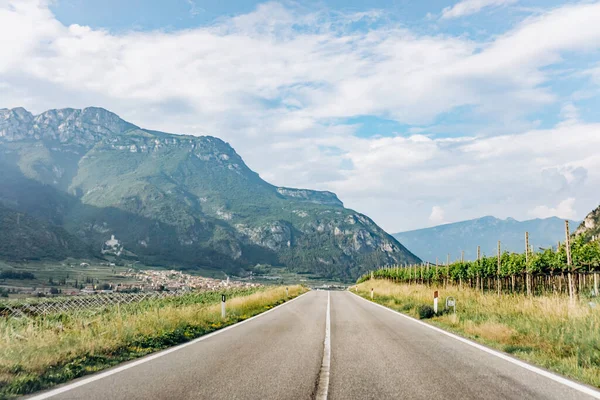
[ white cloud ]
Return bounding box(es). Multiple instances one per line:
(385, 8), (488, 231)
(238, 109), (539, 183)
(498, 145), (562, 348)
(584, 63), (600, 85)
(559, 103), (579, 121)
(557, 103), (580, 127)
(530, 198), (577, 219)
(441, 0), (518, 19)
(186, 0), (204, 17)
(429, 206), (447, 225)
(332, 122), (600, 230)
(1, 0), (600, 232)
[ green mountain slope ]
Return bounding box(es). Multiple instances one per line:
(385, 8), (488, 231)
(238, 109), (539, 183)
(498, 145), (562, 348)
(393, 216), (580, 263)
(0, 107), (419, 280)
(0, 205), (92, 261)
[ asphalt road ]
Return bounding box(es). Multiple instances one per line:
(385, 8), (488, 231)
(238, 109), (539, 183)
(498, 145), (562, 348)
(28, 290), (600, 400)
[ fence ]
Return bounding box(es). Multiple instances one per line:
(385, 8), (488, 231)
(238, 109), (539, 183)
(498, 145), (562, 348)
(0, 290), (188, 319)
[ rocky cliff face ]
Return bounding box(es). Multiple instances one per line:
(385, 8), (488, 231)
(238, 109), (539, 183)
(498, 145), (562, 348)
(0, 107), (420, 280)
(0, 107), (135, 143)
(576, 205), (600, 240)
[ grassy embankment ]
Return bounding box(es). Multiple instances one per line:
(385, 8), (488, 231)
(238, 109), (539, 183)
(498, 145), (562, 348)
(0, 285), (306, 398)
(355, 280), (600, 389)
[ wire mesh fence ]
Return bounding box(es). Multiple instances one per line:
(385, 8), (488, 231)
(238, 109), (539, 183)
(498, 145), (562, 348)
(0, 290), (188, 319)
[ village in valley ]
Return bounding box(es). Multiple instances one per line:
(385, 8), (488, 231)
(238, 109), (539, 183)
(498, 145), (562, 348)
(0, 260), (261, 299)
(115, 269), (261, 293)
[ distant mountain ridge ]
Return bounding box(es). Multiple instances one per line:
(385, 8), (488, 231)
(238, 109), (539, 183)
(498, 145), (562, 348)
(393, 216), (580, 263)
(0, 106), (420, 280)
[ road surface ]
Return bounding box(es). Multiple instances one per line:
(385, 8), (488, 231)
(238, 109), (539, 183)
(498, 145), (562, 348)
(27, 290), (600, 400)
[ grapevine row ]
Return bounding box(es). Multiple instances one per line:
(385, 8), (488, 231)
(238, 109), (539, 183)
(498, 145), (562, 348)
(358, 234), (600, 298)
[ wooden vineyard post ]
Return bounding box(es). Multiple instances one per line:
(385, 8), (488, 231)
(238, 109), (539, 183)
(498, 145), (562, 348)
(565, 220), (575, 304)
(435, 258), (439, 284)
(476, 246), (481, 293)
(497, 241), (501, 296)
(525, 232), (531, 297)
(446, 254), (450, 287)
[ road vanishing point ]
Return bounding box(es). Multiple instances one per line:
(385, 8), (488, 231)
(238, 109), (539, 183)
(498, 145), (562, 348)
(26, 290), (600, 400)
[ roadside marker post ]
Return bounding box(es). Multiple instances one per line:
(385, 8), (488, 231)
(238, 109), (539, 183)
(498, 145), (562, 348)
(433, 290), (439, 314)
(371, 288), (374, 299)
(286, 287), (289, 298)
(221, 294), (226, 318)
(446, 296), (456, 314)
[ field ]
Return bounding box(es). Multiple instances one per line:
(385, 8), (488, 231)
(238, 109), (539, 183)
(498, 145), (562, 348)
(0, 260), (145, 297)
(0, 285), (306, 398)
(0, 260), (236, 299)
(356, 280), (600, 389)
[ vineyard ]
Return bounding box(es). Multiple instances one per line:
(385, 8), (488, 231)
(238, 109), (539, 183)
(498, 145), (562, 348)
(358, 232), (600, 300)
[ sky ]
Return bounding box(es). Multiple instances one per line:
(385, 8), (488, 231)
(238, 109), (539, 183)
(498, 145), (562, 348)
(1, 0), (600, 233)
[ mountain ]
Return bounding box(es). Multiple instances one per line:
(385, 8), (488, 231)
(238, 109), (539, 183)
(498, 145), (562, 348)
(393, 216), (580, 263)
(575, 204), (600, 240)
(0, 205), (92, 261)
(0, 107), (420, 280)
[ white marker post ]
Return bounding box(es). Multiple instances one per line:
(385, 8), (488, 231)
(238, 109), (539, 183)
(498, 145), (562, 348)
(221, 294), (226, 318)
(433, 290), (439, 314)
(371, 288), (374, 299)
(446, 296), (456, 314)
(286, 287), (289, 298)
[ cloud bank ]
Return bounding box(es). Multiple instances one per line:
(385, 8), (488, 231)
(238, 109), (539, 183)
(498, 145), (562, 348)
(1, 0), (599, 232)
(441, 0), (518, 19)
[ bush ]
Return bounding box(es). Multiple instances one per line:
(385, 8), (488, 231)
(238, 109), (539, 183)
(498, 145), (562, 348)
(417, 304), (435, 319)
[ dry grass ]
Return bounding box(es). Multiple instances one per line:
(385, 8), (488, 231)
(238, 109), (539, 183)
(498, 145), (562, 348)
(463, 321), (516, 343)
(0, 285), (306, 397)
(356, 280), (600, 388)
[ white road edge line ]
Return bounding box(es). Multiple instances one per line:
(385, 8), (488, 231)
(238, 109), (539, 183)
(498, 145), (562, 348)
(315, 291), (331, 400)
(350, 291), (600, 399)
(26, 291), (312, 400)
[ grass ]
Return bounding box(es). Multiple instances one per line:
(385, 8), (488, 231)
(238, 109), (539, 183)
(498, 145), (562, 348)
(356, 280), (600, 389)
(0, 285), (306, 399)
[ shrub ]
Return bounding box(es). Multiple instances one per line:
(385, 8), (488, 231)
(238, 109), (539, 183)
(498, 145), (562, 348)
(417, 304), (435, 319)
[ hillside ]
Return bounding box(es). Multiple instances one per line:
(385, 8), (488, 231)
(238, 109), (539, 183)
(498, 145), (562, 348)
(0, 107), (420, 280)
(393, 216), (579, 263)
(0, 205), (92, 261)
(575, 204), (600, 240)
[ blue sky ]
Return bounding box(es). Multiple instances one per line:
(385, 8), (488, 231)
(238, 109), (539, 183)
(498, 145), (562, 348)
(1, 0), (600, 231)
